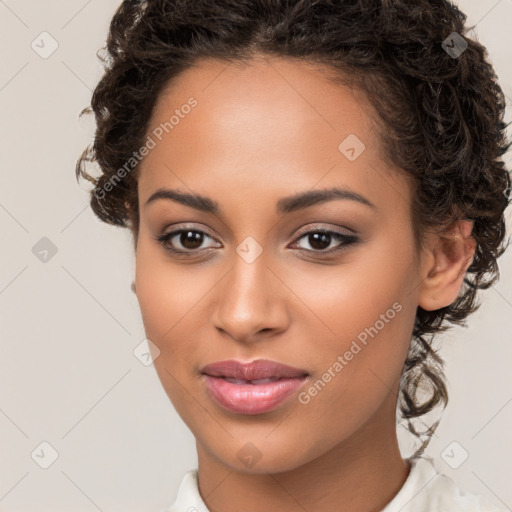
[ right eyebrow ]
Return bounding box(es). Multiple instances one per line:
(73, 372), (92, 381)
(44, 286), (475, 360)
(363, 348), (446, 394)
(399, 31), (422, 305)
(145, 188), (219, 213)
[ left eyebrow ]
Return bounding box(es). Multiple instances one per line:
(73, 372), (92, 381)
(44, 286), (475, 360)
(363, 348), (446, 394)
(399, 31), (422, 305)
(276, 186), (376, 214)
(144, 186), (376, 214)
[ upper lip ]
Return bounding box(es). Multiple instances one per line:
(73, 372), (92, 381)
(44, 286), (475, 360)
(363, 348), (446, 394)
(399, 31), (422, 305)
(201, 359), (309, 380)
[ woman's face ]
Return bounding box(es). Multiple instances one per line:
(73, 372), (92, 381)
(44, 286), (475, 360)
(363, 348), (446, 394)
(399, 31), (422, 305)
(134, 56), (428, 473)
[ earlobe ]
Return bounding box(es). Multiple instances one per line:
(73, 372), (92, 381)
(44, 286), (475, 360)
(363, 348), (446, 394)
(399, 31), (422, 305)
(418, 219), (476, 311)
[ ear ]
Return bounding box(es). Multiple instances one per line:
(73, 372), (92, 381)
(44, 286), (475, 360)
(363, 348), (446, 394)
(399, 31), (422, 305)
(418, 219), (476, 311)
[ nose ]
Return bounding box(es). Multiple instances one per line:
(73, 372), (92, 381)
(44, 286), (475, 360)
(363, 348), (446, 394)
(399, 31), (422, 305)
(211, 252), (290, 344)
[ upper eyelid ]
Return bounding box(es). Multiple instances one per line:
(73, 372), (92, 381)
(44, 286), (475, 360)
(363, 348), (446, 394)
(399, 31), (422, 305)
(293, 223), (356, 237)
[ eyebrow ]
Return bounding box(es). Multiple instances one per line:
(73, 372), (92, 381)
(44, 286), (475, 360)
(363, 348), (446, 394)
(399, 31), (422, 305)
(144, 186), (376, 214)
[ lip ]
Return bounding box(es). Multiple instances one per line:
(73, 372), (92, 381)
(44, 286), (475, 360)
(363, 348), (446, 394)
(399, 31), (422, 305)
(202, 374), (308, 414)
(200, 359), (309, 415)
(200, 359), (309, 380)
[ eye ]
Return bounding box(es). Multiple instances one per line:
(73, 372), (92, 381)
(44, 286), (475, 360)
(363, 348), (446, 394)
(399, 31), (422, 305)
(290, 229), (358, 254)
(156, 228), (220, 255)
(155, 225), (359, 257)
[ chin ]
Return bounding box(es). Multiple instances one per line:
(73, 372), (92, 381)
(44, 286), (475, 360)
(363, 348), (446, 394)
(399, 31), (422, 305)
(202, 433), (326, 475)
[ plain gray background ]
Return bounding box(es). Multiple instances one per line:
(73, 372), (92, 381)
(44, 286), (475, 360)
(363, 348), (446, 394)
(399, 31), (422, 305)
(0, 1), (511, 511)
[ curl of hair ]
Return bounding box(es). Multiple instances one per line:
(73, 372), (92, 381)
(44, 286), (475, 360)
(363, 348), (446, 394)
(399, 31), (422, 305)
(76, 0), (511, 458)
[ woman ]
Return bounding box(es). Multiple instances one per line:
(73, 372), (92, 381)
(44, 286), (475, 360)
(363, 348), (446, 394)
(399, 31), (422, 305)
(76, 0), (510, 510)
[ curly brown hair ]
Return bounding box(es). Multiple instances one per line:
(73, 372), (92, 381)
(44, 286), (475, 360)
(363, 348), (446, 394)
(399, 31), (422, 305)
(76, 0), (511, 458)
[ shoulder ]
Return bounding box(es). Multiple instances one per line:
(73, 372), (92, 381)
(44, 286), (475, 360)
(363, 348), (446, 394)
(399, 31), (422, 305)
(382, 456), (508, 512)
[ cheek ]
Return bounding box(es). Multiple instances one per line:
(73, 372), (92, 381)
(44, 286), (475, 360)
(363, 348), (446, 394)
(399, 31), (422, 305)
(135, 239), (203, 340)
(134, 239), (221, 384)
(134, 245), (204, 419)
(290, 283), (414, 453)
(282, 232), (416, 341)
(289, 241), (417, 405)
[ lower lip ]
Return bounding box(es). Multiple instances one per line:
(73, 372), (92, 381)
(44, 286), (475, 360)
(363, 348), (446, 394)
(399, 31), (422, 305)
(202, 375), (307, 415)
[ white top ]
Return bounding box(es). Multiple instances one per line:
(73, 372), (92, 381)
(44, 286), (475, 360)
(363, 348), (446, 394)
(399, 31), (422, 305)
(162, 456), (508, 512)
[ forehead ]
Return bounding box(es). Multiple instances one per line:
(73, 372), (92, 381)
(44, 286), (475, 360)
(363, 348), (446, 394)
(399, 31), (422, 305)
(145, 56), (376, 151)
(138, 56), (411, 215)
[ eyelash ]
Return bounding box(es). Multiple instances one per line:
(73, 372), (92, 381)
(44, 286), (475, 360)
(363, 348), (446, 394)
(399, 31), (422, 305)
(155, 226), (358, 257)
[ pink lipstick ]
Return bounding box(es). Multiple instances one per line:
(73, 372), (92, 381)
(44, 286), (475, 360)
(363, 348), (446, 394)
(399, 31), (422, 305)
(200, 359), (309, 415)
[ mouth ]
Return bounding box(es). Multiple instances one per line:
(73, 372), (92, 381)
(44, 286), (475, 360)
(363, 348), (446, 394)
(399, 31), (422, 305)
(200, 359), (309, 415)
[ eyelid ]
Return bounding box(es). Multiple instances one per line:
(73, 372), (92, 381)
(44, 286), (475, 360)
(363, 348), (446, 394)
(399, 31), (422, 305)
(292, 222), (357, 238)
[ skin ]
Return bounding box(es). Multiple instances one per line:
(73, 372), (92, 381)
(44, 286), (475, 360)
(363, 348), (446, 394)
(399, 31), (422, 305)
(131, 56), (476, 512)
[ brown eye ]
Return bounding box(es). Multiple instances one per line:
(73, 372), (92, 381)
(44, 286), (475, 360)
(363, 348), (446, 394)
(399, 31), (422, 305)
(157, 229), (219, 254)
(178, 230), (204, 250)
(155, 226), (358, 258)
(292, 230), (358, 254)
(307, 232), (331, 250)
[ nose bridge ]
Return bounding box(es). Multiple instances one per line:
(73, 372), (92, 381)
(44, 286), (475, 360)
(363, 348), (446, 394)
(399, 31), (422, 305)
(213, 244), (287, 341)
